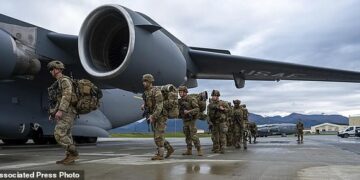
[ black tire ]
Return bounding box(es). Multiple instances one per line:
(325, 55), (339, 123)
(2, 139), (28, 145)
(86, 137), (98, 143)
(344, 134), (349, 138)
(32, 128), (48, 145)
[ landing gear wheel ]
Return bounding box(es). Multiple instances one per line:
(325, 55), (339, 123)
(2, 139), (29, 145)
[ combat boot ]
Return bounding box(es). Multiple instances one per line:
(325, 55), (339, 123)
(196, 147), (203, 156)
(63, 145), (79, 165)
(56, 154), (69, 164)
(152, 147), (164, 160)
(165, 146), (174, 158)
(182, 148), (192, 155)
(220, 148), (225, 154)
(151, 155), (164, 160)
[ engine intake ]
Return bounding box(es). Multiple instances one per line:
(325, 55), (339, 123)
(78, 5), (186, 92)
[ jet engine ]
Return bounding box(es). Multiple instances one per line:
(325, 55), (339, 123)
(0, 29), (40, 80)
(78, 5), (187, 92)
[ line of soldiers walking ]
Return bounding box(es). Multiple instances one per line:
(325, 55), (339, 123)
(141, 74), (258, 160)
(46, 60), (259, 164)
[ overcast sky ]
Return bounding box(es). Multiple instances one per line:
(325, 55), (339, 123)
(1, 0), (360, 117)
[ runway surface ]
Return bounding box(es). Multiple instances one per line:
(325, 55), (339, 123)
(1, 135), (360, 180)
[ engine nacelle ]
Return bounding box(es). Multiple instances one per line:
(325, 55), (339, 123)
(78, 5), (187, 92)
(0, 29), (40, 80)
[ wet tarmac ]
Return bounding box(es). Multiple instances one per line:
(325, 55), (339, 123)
(1, 135), (360, 180)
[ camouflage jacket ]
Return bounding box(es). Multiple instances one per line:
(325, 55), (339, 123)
(48, 75), (76, 115)
(144, 86), (165, 120)
(178, 95), (199, 121)
(296, 122), (304, 130)
(232, 106), (244, 125)
(207, 100), (229, 124)
(242, 107), (249, 121)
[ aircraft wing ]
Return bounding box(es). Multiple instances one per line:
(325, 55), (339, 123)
(189, 48), (360, 88)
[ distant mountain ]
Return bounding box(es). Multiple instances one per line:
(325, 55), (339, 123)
(110, 113), (348, 133)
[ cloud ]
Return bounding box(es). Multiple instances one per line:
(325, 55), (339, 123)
(1, 0), (360, 116)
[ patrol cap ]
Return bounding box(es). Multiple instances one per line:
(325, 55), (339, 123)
(178, 86), (188, 93)
(47, 60), (65, 70)
(211, 90), (220, 97)
(233, 100), (241, 105)
(142, 74), (154, 82)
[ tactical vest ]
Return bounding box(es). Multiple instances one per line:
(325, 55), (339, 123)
(178, 95), (198, 120)
(48, 76), (77, 115)
(208, 100), (228, 123)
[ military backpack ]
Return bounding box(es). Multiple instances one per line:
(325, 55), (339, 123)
(158, 84), (179, 118)
(72, 79), (103, 114)
(189, 91), (208, 112)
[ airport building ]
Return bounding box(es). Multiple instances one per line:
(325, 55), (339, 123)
(310, 123), (348, 134)
(349, 115), (360, 126)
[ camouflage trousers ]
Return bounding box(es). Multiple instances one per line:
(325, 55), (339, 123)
(226, 124), (234, 146)
(249, 130), (257, 143)
(211, 122), (228, 151)
(54, 111), (76, 155)
(183, 119), (201, 149)
(153, 116), (172, 156)
(233, 123), (247, 148)
(297, 130), (304, 142)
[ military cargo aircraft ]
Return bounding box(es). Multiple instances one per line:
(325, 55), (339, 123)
(1, 4), (360, 145)
(257, 123), (297, 137)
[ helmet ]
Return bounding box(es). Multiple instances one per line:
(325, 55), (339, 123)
(178, 86), (188, 93)
(211, 90), (220, 96)
(241, 104), (246, 108)
(142, 74), (154, 82)
(47, 60), (65, 70)
(233, 100), (241, 105)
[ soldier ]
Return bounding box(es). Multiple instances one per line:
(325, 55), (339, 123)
(47, 60), (79, 165)
(178, 86), (203, 156)
(207, 90), (229, 154)
(226, 102), (234, 147)
(232, 100), (247, 149)
(241, 104), (249, 149)
(248, 122), (257, 144)
(296, 120), (304, 143)
(142, 74), (174, 160)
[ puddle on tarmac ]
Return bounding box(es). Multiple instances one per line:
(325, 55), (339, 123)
(171, 162), (244, 176)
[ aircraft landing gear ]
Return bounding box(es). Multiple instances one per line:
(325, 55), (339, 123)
(2, 139), (29, 145)
(74, 137), (98, 144)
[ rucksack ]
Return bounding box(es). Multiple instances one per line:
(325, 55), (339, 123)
(189, 91), (208, 112)
(73, 79), (103, 114)
(158, 84), (179, 118)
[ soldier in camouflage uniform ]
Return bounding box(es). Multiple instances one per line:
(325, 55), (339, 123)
(207, 90), (229, 154)
(47, 60), (79, 165)
(142, 74), (174, 160)
(248, 122), (257, 144)
(232, 100), (247, 149)
(241, 104), (249, 149)
(226, 102), (234, 147)
(178, 86), (203, 156)
(296, 120), (304, 143)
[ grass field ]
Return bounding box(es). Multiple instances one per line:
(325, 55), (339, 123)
(111, 132), (211, 138)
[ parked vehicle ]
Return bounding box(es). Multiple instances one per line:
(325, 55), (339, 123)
(337, 126), (360, 138)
